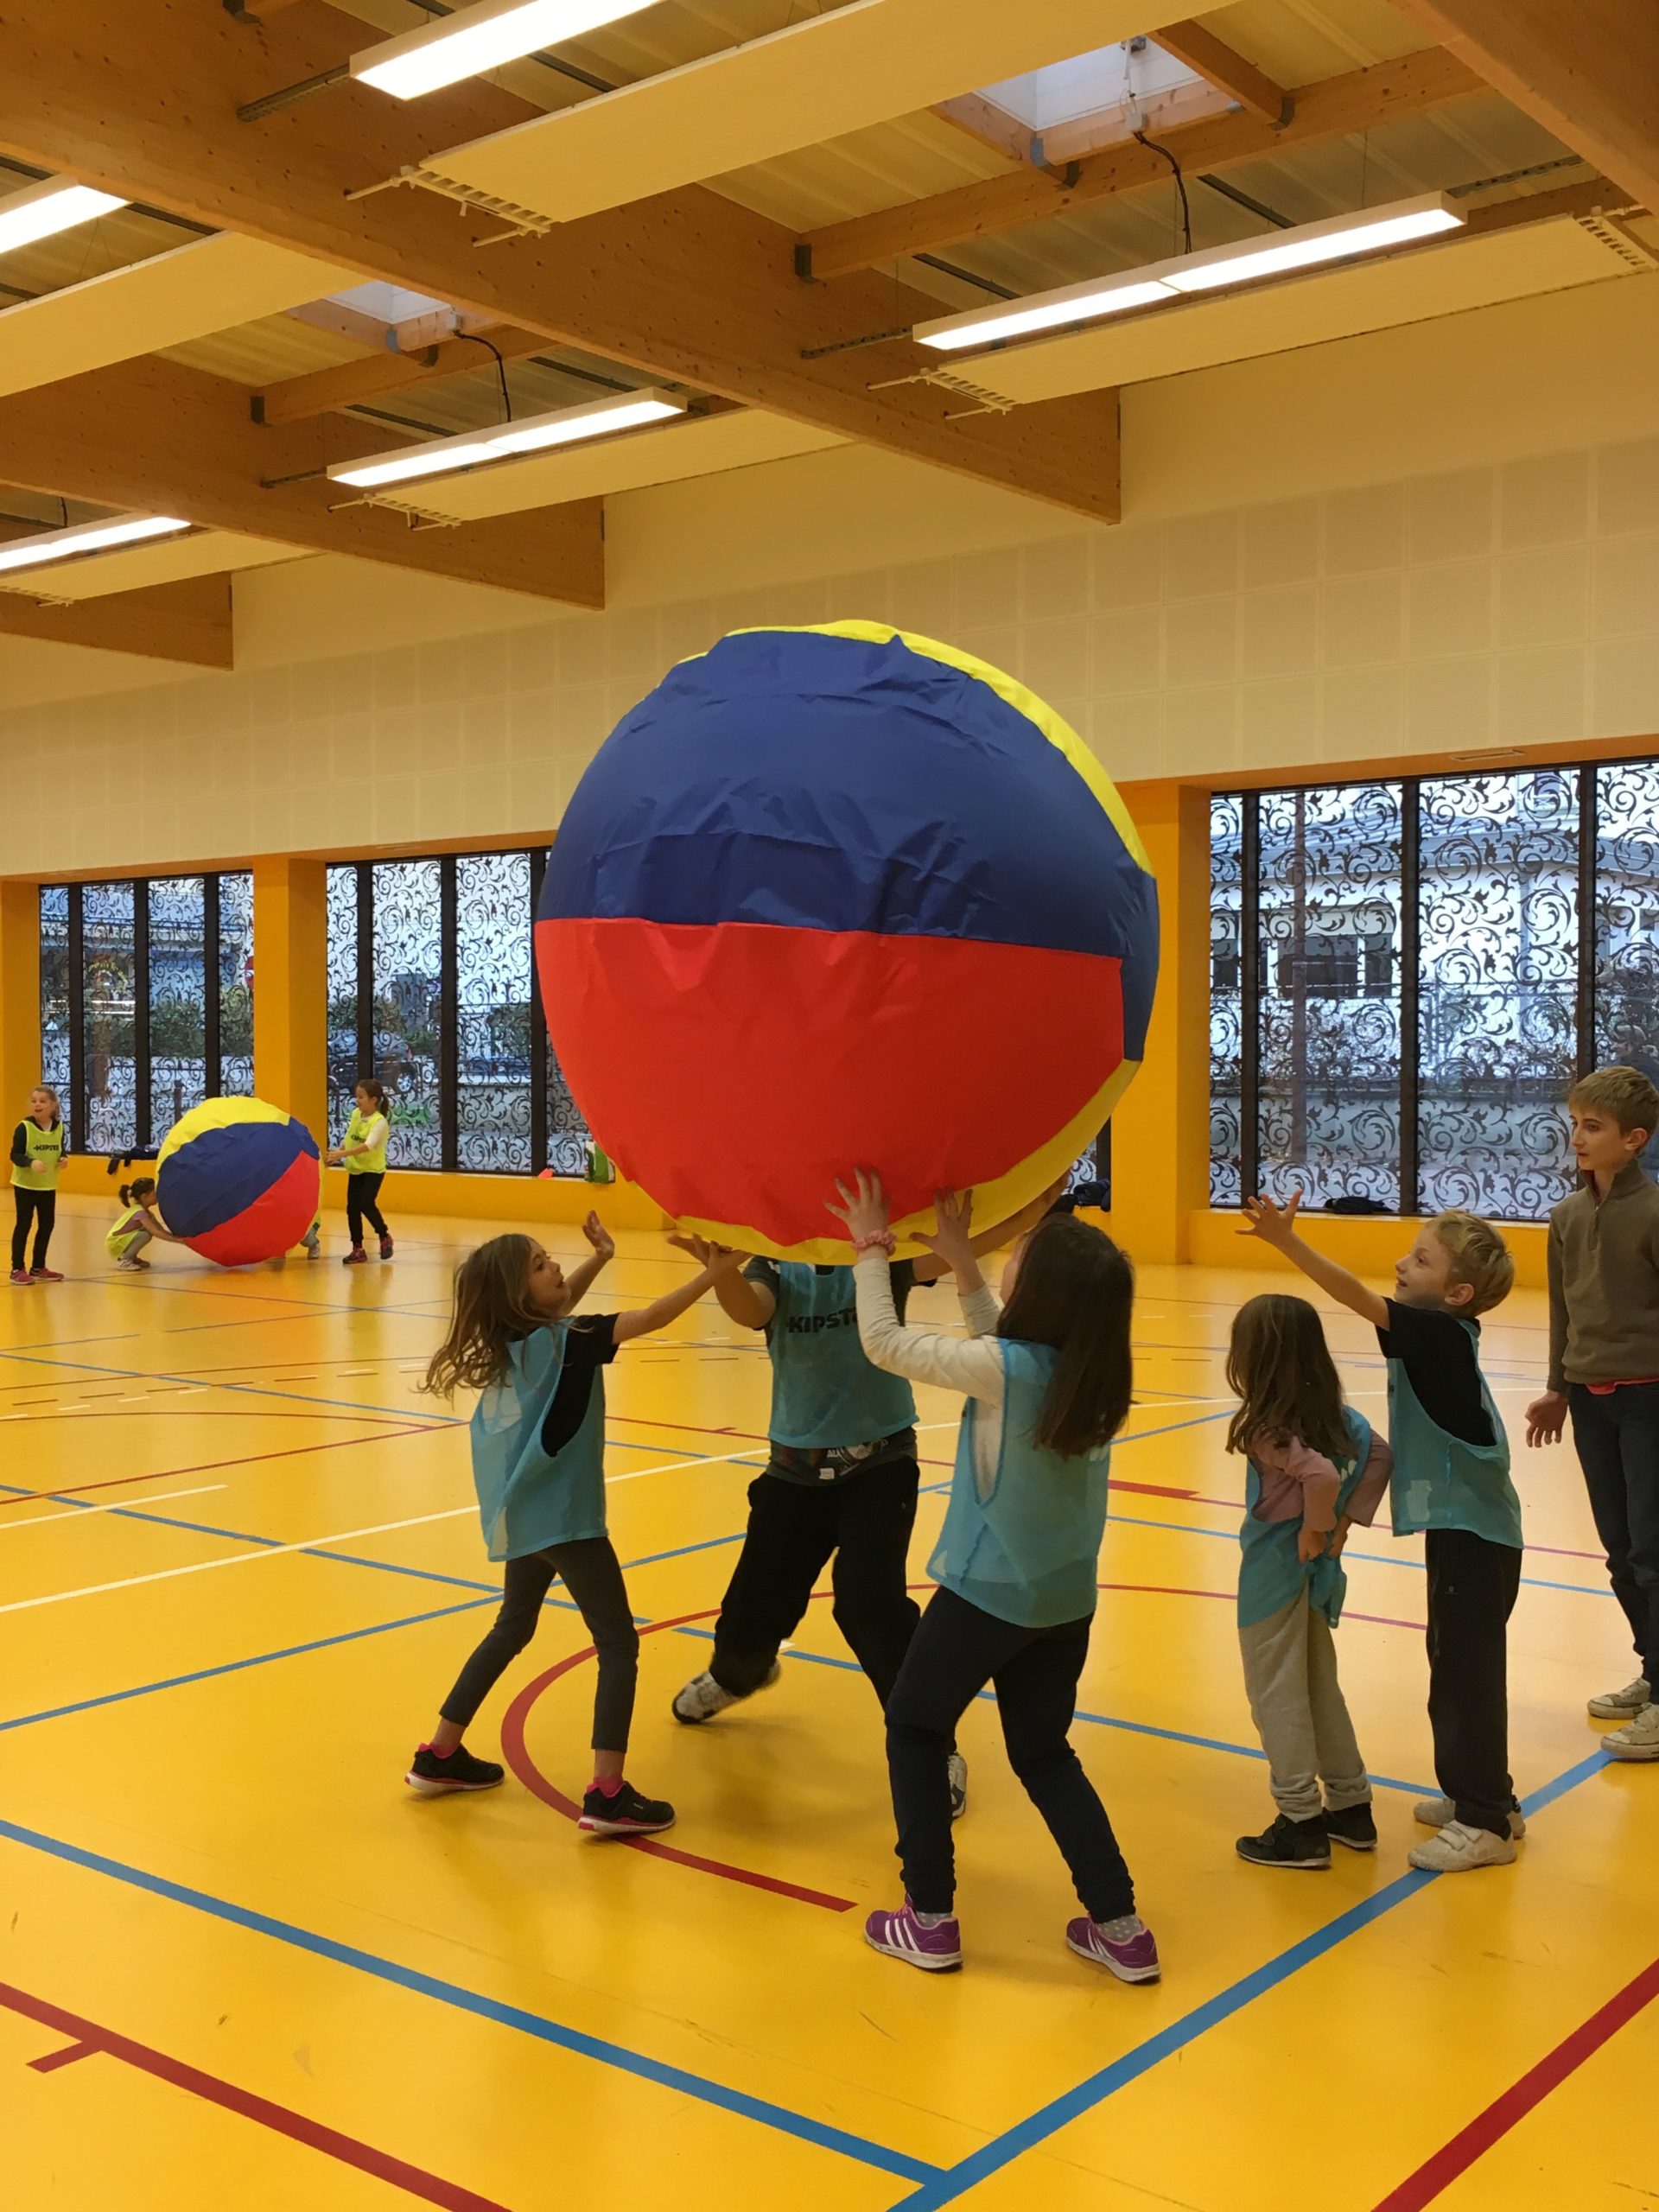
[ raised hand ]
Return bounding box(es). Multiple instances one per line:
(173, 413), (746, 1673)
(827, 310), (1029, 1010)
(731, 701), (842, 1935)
(828, 1166), (890, 1243)
(582, 1211), (615, 1262)
(1239, 1191), (1303, 1248)
(916, 1188), (976, 1272)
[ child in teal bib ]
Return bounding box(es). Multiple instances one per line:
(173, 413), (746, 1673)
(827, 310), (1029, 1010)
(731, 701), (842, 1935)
(1226, 1294), (1393, 1871)
(834, 1171), (1159, 1986)
(410, 1216), (737, 1838)
(1241, 1195), (1526, 1875)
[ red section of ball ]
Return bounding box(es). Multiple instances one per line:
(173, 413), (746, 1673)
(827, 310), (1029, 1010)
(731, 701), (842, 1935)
(183, 1148), (320, 1268)
(537, 917), (1123, 1247)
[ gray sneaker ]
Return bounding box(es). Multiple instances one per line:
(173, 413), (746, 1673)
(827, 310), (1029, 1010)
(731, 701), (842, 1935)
(1414, 1795), (1526, 1840)
(671, 1661), (780, 1724)
(1588, 1675), (1650, 1719)
(948, 1751), (968, 1821)
(1603, 1700), (1659, 1761)
(1408, 1820), (1517, 1872)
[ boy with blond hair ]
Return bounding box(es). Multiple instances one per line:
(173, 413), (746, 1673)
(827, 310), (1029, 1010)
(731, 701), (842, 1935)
(1527, 1065), (1659, 1762)
(1242, 1197), (1523, 1871)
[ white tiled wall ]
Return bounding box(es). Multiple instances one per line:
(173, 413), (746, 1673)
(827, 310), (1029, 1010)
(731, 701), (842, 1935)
(3, 433), (1657, 879)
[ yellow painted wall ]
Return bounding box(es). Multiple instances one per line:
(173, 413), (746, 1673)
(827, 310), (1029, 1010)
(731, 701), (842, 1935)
(1186, 1205), (1549, 1295)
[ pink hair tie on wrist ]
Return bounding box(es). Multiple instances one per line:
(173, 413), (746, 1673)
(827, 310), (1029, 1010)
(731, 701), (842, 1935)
(852, 1230), (897, 1257)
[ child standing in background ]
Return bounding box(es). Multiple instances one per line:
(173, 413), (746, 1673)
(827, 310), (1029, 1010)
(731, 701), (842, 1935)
(414, 1216), (741, 1835)
(835, 1173), (1157, 1985)
(107, 1177), (184, 1271)
(1242, 1195), (1525, 1872)
(10, 1085), (65, 1285)
(329, 1079), (393, 1266)
(1527, 1065), (1659, 1762)
(1226, 1294), (1392, 1870)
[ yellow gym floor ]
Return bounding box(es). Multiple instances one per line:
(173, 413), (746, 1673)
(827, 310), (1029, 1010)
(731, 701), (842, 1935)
(3, 1204), (1656, 2211)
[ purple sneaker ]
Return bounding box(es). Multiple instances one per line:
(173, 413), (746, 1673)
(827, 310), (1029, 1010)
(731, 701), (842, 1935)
(1066, 1914), (1160, 1983)
(864, 1898), (962, 1973)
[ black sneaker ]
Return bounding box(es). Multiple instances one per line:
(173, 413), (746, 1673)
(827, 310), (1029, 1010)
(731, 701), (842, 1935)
(1325, 1802), (1377, 1853)
(1236, 1813), (1331, 1869)
(405, 1743), (505, 1796)
(578, 1780), (677, 1836)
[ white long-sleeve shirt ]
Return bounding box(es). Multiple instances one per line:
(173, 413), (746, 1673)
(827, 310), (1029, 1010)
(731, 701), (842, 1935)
(854, 1251), (1006, 1497)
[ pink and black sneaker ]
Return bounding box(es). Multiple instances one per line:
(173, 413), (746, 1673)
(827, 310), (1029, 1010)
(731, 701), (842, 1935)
(341, 1246), (368, 1267)
(405, 1743), (504, 1795)
(577, 1779), (675, 1836)
(378, 1233), (395, 1261)
(1065, 1914), (1160, 1983)
(864, 1898), (963, 1973)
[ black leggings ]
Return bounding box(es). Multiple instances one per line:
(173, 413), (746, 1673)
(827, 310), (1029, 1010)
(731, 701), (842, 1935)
(346, 1173), (388, 1245)
(709, 1459), (922, 1704)
(11, 1189), (55, 1274)
(440, 1536), (639, 1753)
(885, 1586), (1134, 1922)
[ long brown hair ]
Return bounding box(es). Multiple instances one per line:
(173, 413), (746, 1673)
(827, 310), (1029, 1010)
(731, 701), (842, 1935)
(423, 1234), (544, 1398)
(1225, 1294), (1351, 1463)
(997, 1214), (1135, 1457)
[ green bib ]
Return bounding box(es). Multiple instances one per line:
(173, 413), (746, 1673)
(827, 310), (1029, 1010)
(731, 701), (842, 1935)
(12, 1118), (64, 1192)
(346, 1106), (388, 1174)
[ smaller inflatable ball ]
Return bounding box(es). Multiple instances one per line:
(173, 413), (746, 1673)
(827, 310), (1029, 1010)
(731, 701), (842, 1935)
(537, 622), (1159, 1262)
(156, 1096), (321, 1267)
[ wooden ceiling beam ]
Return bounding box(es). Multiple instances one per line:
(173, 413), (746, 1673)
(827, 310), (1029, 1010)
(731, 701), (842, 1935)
(254, 324), (550, 425)
(0, 0), (1120, 523)
(0, 356), (606, 607)
(799, 48), (1482, 280)
(0, 574), (233, 668)
(1152, 18), (1292, 128)
(1394, 0), (1659, 214)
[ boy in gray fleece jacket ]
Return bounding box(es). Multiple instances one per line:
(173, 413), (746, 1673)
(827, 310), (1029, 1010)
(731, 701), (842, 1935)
(1528, 1065), (1659, 1762)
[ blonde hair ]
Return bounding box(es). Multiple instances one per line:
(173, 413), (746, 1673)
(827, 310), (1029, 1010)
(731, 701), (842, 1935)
(30, 1084), (60, 1112)
(1569, 1065), (1659, 1140)
(1429, 1210), (1514, 1317)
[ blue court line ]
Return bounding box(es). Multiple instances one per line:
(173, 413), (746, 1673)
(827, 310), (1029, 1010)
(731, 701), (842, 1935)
(669, 1628), (1435, 1796)
(0, 1813), (938, 2187)
(883, 1745), (1613, 2209)
(0, 1344), (460, 1427)
(1102, 1510), (1612, 1600)
(0, 1597), (499, 1734)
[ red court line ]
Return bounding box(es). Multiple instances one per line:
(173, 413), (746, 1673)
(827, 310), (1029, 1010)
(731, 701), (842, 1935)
(0, 1980), (514, 2211)
(1372, 1951), (1659, 2209)
(500, 1607), (860, 1914)
(0, 1426), (443, 1506)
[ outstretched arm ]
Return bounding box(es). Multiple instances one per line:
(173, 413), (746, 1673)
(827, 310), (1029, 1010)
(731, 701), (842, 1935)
(1238, 1192), (1389, 1332)
(559, 1211), (614, 1314)
(668, 1232), (775, 1328)
(830, 1171), (1006, 1400)
(911, 1178), (1065, 1286)
(613, 1243), (747, 1345)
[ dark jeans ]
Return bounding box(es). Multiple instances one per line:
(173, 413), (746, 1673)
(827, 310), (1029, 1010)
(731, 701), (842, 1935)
(1425, 1529), (1522, 1835)
(11, 1188), (54, 1273)
(886, 1586), (1135, 1922)
(709, 1459), (922, 1704)
(440, 1536), (639, 1752)
(346, 1172), (388, 1245)
(1570, 1381), (1659, 1692)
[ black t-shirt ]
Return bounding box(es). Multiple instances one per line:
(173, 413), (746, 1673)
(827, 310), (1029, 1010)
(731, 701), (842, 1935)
(1376, 1300), (1493, 1447)
(538, 1315), (620, 1458)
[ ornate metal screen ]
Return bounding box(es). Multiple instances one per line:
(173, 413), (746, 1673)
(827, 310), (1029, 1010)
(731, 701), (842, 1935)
(38, 874), (255, 1156)
(326, 851), (593, 1176)
(1213, 760), (1659, 1221)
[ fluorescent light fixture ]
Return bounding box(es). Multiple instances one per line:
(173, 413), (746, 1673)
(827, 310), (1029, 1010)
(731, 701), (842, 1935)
(0, 513), (189, 576)
(0, 178), (127, 257)
(351, 0), (653, 99)
(914, 194), (1465, 353)
(327, 390), (688, 489)
(1161, 195), (1464, 293)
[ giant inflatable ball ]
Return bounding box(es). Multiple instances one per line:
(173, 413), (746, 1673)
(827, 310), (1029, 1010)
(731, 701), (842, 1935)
(156, 1096), (321, 1267)
(536, 622), (1159, 1262)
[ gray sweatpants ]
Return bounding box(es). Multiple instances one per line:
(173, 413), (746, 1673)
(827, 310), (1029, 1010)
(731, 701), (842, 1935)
(1239, 1591), (1370, 1822)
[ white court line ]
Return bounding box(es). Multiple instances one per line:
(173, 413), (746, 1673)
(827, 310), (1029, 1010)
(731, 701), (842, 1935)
(0, 1448), (755, 1613)
(0, 1484), (226, 1532)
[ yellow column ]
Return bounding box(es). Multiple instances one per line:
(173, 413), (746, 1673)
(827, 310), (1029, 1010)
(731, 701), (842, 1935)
(0, 879), (41, 1129)
(1107, 781), (1211, 1267)
(252, 857), (327, 1140)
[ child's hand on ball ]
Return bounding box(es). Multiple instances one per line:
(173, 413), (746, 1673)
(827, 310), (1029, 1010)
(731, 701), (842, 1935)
(917, 1189), (975, 1271)
(829, 1167), (890, 1243)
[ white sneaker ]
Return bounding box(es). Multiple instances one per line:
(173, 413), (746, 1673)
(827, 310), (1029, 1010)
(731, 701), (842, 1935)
(1407, 1820), (1517, 1872)
(1603, 1701), (1659, 1762)
(671, 1661), (780, 1725)
(1588, 1675), (1651, 1719)
(948, 1751), (968, 1821)
(1413, 1795), (1526, 1840)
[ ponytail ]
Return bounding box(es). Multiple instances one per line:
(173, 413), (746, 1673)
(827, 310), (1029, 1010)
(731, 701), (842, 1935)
(120, 1176), (156, 1209)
